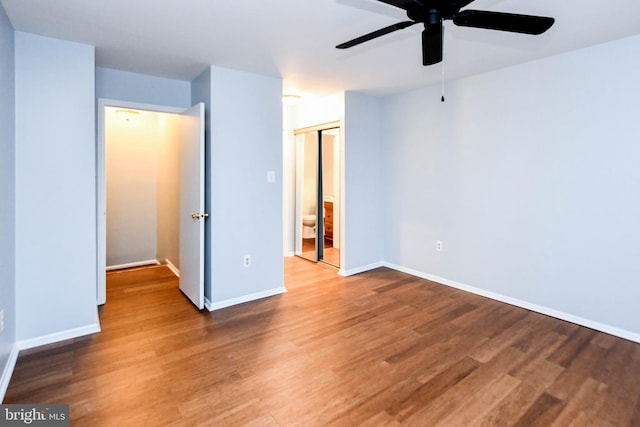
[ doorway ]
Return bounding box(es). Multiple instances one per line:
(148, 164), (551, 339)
(104, 107), (181, 273)
(97, 99), (206, 308)
(294, 122), (341, 268)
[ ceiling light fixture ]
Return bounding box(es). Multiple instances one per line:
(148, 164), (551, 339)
(115, 109), (140, 122)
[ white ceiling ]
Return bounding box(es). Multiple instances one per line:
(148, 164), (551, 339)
(3, 0), (640, 96)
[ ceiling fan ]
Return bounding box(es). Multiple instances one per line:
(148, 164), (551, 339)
(336, 0), (555, 66)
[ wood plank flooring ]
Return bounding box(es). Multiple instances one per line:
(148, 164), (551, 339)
(5, 257), (640, 426)
(301, 238), (340, 267)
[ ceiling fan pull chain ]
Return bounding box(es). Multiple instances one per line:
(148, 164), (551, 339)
(441, 23), (445, 102)
(441, 61), (445, 102)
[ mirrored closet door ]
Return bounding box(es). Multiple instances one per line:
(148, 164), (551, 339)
(294, 123), (341, 268)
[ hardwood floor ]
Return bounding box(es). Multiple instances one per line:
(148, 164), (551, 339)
(5, 258), (640, 426)
(301, 238), (340, 268)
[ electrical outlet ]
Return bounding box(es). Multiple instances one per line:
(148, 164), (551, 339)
(0, 309), (4, 333)
(436, 240), (443, 252)
(243, 255), (251, 268)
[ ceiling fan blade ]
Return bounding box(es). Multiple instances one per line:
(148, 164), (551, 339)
(422, 22), (443, 66)
(452, 0), (475, 9)
(336, 21), (417, 49)
(453, 10), (554, 35)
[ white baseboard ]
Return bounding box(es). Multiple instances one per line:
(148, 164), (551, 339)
(0, 344), (19, 403)
(163, 259), (180, 278)
(206, 287), (287, 312)
(284, 251), (295, 257)
(383, 262), (640, 344)
(106, 259), (159, 271)
(1, 324), (101, 401)
(17, 323), (101, 351)
(339, 261), (384, 277)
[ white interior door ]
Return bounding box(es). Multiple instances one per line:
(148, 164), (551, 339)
(179, 102), (206, 309)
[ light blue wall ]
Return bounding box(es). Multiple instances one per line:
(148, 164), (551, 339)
(383, 34), (640, 336)
(206, 66), (284, 304)
(96, 67), (191, 108)
(343, 92), (385, 271)
(15, 32), (99, 342)
(0, 2), (16, 397)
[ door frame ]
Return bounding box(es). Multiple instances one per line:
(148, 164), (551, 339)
(96, 98), (189, 305)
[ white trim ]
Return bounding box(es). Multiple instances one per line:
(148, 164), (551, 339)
(383, 262), (640, 344)
(163, 259), (180, 278)
(338, 124), (346, 272)
(339, 261), (384, 277)
(106, 259), (159, 271)
(0, 344), (19, 402)
(97, 98), (189, 306)
(17, 323), (101, 351)
(206, 287), (287, 312)
(284, 251), (295, 257)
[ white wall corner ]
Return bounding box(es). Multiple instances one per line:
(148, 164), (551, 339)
(0, 344), (20, 403)
(383, 262), (640, 345)
(163, 259), (180, 278)
(339, 261), (384, 277)
(17, 323), (101, 351)
(206, 287), (287, 312)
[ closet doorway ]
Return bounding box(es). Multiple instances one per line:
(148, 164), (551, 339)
(97, 99), (206, 308)
(294, 122), (341, 268)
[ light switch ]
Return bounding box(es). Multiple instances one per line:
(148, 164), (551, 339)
(267, 171), (276, 183)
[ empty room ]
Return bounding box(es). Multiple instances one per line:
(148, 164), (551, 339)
(1, 0), (639, 425)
